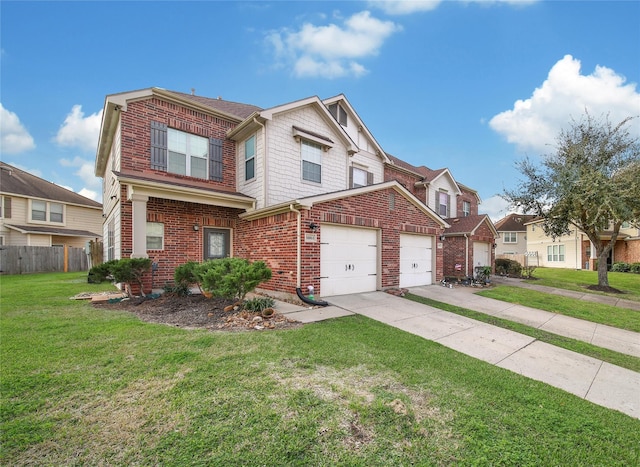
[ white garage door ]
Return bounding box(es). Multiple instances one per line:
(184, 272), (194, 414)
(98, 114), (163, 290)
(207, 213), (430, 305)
(473, 242), (490, 267)
(399, 234), (433, 288)
(320, 225), (378, 296)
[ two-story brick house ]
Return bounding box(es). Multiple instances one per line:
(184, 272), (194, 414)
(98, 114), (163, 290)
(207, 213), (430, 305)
(95, 88), (448, 298)
(383, 156), (497, 279)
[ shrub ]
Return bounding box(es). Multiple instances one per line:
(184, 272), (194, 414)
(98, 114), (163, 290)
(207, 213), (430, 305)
(87, 259), (119, 283)
(495, 258), (522, 277)
(163, 281), (192, 297)
(110, 258), (152, 296)
(611, 262), (630, 273)
(243, 297), (276, 313)
(174, 261), (203, 293)
(197, 258), (272, 301)
(630, 263), (640, 274)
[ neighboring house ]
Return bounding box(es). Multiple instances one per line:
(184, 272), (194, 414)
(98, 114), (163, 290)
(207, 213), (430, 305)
(494, 213), (537, 257)
(383, 156), (497, 279)
(525, 218), (640, 270)
(95, 88), (449, 298)
(0, 162), (102, 248)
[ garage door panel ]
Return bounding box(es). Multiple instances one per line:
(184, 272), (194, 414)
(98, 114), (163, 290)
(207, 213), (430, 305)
(399, 234), (433, 288)
(320, 225), (378, 296)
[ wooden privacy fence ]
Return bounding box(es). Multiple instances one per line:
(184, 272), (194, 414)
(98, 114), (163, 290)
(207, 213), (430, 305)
(0, 246), (90, 275)
(496, 252), (539, 268)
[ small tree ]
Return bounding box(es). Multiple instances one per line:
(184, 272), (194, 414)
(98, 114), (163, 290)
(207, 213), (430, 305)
(503, 112), (640, 289)
(174, 260), (203, 293)
(197, 258), (272, 301)
(111, 258), (152, 296)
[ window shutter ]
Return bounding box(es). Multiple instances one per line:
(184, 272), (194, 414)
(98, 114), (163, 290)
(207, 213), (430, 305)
(4, 197), (11, 219)
(209, 138), (223, 181)
(348, 167), (353, 187)
(366, 171), (374, 185)
(150, 121), (167, 171)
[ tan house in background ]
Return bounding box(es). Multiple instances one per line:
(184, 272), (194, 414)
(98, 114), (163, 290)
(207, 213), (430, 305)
(524, 218), (640, 270)
(494, 213), (536, 257)
(0, 162), (102, 248)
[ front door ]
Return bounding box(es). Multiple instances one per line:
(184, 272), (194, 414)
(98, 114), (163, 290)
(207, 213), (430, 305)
(204, 228), (230, 260)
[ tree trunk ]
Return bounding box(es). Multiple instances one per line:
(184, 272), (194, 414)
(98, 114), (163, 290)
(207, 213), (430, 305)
(596, 251), (610, 287)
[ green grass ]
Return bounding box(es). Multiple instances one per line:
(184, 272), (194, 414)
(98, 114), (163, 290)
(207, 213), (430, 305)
(530, 268), (640, 301)
(2, 272), (640, 466)
(478, 285), (640, 332)
(405, 293), (640, 373)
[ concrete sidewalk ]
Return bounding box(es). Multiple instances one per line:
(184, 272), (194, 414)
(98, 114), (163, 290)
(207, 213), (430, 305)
(411, 283), (640, 358)
(295, 290), (640, 419)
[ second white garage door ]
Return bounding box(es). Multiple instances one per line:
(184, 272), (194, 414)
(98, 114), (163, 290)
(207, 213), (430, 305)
(320, 225), (378, 296)
(399, 234), (433, 288)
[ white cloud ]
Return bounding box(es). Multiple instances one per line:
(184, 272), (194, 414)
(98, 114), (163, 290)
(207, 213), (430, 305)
(55, 105), (103, 153)
(267, 11), (401, 79)
(489, 55), (640, 154)
(480, 195), (519, 222)
(59, 156), (101, 201)
(370, 0), (537, 15)
(0, 103), (36, 154)
(370, 0), (442, 15)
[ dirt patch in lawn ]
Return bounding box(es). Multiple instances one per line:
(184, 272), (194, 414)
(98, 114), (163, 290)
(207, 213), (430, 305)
(93, 294), (303, 332)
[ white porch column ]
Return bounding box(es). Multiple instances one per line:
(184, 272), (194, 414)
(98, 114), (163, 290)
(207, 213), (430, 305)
(129, 192), (149, 259)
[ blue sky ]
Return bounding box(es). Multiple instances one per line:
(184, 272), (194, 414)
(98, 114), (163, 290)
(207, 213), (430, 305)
(1, 0), (639, 220)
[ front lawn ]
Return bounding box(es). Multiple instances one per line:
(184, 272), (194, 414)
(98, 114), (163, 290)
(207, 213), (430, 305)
(2, 272), (639, 465)
(529, 268), (640, 301)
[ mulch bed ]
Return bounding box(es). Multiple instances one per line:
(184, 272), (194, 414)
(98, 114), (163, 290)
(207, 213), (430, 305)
(93, 293), (303, 332)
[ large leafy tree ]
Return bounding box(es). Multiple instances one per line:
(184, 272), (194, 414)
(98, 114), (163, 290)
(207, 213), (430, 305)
(503, 113), (640, 289)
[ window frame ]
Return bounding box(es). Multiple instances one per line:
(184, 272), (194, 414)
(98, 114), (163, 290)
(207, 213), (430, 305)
(504, 232), (517, 243)
(328, 103), (348, 126)
(462, 200), (471, 217)
(0, 196), (11, 219)
(167, 128), (209, 179)
(204, 227), (231, 260)
(438, 191), (450, 218)
(29, 199), (64, 224)
(301, 139), (322, 184)
(146, 222), (164, 251)
(547, 244), (565, 262)
(245, 135), (256, 181)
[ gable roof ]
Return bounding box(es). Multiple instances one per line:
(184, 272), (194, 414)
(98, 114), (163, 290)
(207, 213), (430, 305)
(444, 214), (498, 237)
(385, 154), (462, 195)
(494, 213), (537, 232)
(0, 162), (101, 208)
(163, 89), (262, 120)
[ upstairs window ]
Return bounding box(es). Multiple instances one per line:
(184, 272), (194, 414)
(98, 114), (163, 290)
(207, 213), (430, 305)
(168, 128), (208, 179)
(504, 232), (517, 243)
(462, 200), (471, 217)
(328, 103), (348, 126)
(151, 122), (223, 182)
(350, 166), (373, 188)
(30, 200), (64, 223)
(438, 191), (450, 217)
(245, 135), (256, 181)
(301, 140), (322, 183)
(0, 196), (11, 219)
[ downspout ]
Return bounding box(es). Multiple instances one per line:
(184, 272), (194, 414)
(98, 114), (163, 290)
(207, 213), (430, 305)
(289, 203), (328, 307)
(253, 117), (267, 208)
(464, 234), (470, 277)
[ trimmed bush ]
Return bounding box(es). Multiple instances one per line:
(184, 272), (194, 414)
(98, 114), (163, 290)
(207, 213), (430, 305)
(495, 258), (522, 277)
(87, 259), (119, 283)
(197, 258), (272, 301)
(174, 260), (203, 293)
(611, 262), (630, 273)
(110, 258), (152, 296)
(630, 263), (640, 274)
